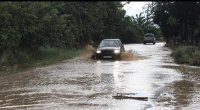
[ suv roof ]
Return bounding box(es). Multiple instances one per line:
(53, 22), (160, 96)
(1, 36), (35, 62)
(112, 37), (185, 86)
(145, 33), (154, 36)
(103, 39), (120, 41)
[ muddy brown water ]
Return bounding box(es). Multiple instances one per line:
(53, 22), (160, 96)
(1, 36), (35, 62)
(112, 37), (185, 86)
(0, 42), (200, 110)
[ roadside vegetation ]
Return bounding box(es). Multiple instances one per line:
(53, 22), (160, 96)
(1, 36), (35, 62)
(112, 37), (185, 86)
(0, 47), (84, 75)
(0, 1), (162, 74)
(0, 1), (199, 71)
(150, 2), (200, 66)
(172, 46), (200, 66)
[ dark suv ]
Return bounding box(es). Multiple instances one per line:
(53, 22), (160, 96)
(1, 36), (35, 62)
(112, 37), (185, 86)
(96, 39), (125, 59)
(143, 33), (156, 45)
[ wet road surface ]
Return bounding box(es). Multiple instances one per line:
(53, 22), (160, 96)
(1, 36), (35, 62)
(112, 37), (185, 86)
(0, 42), (200, 110)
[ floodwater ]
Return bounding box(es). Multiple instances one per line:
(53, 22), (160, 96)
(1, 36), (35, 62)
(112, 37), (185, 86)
(0, 42), (200, 110)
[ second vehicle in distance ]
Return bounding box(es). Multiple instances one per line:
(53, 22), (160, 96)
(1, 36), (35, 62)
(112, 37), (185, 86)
(143, 33), (156, 45)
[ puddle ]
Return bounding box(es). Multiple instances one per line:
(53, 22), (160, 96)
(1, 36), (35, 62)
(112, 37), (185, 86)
(0, 43), (200, 110)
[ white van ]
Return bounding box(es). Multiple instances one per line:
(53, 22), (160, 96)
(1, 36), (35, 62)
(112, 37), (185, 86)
(143, 33), (156, 45)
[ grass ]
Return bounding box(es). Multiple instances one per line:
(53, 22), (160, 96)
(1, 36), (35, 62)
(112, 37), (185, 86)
(0, 47), (85, 76)
(172, 46), (200, 66)
(28, 47), (84, 66)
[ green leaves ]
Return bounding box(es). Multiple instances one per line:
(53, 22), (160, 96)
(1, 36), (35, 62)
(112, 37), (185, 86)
(152, 2), (200, 44)
(0, 2), (129, 59)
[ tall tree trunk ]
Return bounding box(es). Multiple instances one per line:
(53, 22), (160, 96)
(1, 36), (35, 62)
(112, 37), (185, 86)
(184, 23), (188, 45)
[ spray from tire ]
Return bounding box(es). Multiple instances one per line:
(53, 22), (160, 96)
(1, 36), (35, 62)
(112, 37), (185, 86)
(85, 45), (143, 61)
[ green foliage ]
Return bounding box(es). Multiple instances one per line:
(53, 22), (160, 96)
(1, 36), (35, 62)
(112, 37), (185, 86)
(27, 47), (83, 66)
(193, 51), (200, 65)
(172, 46), (200, 65)
(120, 23), (144, 43)
(0, 2), (127, 64)
(128, 12), (163, 42)
(151, 2), (200, 66)
(151, 2), (200, 44)
(0, 47), (84, 75)
(0, 1), (160, 68)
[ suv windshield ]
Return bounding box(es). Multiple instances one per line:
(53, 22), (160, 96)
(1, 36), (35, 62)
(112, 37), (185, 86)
(145, 35), (154, 37)
(99, 40), (118, 47)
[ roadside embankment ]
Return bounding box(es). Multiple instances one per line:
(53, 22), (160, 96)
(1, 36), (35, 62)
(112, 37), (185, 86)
(0, 47), (84, 75)
(171, 46), (200, 66)
(0, 44), (145, 76)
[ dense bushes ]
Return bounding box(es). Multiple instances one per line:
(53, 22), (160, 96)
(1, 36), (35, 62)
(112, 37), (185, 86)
(0, 47), (84, 74)
(151, 2), (200, 66)
(152, 2), (200, 45)
(0, 2), (127, 64)
(172, 46), (200, 65)
(0, 2), (161, 67)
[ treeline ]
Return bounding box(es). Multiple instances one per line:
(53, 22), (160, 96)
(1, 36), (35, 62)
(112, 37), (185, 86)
(121, 12), (162, 43)
(0, 2), (162, 65)
(151, 2), (200, 46)
(0, 2), (143, 59)
(150, 2), (200, 66)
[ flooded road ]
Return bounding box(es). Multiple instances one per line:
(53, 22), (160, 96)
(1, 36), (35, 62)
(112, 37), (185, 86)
(0, 42), (200, 110)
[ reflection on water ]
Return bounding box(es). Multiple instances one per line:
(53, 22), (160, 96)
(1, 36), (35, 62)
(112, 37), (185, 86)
(0, 43), (200, 110)
(95, 60), (102, 78)
(113, 61), (122, 89)
(173, 80), (195, 108)
(172, 66), (200, 110)
(151, 64), (200, 110)
(95, 60), (121, 92)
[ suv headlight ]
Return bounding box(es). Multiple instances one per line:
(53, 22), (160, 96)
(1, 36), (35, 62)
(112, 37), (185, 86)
(114, 49), (120, 54)
(96, 50), (101, 54)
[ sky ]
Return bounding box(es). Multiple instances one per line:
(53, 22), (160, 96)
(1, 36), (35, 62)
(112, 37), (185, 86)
(122, 1), (151, 17)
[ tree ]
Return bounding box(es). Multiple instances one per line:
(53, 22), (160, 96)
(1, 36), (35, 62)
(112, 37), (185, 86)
(151, 1), (200, 45)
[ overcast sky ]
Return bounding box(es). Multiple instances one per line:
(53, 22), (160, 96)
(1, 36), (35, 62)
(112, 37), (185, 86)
(122, 1), (151, 17)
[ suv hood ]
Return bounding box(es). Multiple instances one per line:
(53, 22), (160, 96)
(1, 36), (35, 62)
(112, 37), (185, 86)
(144, 37), (155, 40)
(98, 47), (119, 50)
